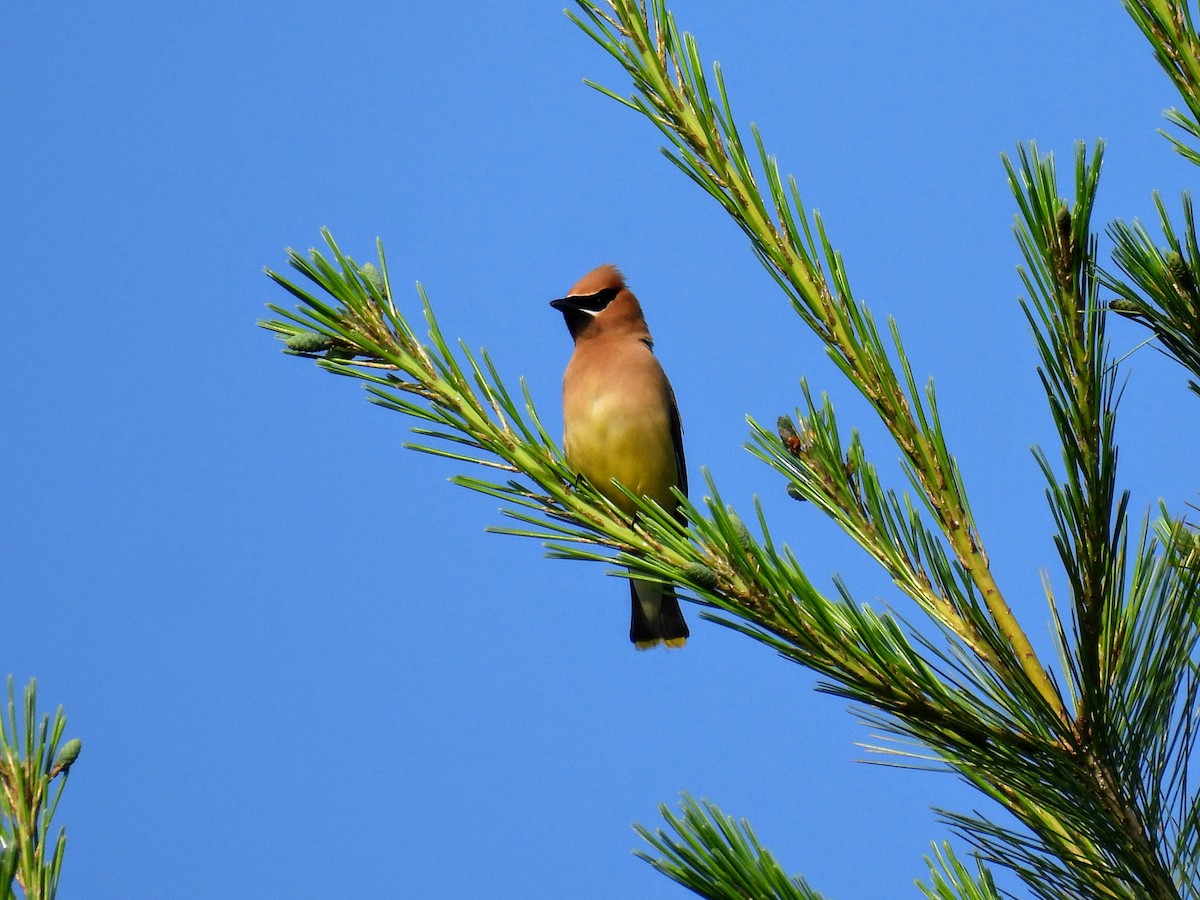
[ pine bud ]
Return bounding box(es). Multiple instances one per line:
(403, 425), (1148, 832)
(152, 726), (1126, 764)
(1108, 298), (1145, 318)
(325, 345), (358, 361)
(682, 562), (719, 590)
(360, 263), (385, 293)
(285, 331), (334, 353)
(1166, 251), (1197, 297)
(1055, 204), (1072, 252)
(727, 511), (755, 552)
(50, 738), (81, 777)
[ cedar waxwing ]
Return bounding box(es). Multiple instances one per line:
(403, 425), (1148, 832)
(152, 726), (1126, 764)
(551, 265), (689, 649)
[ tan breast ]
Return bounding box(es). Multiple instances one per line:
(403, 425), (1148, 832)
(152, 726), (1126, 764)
(562, 342), (680, 515)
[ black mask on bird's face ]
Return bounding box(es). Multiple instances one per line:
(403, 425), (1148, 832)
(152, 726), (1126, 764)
(550, 287), (620, 339)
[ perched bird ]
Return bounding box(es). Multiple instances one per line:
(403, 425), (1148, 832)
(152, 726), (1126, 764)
(551, 265), (689, 649)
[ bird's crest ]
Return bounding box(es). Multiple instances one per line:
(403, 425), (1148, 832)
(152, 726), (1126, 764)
(566, 264), (625, 298)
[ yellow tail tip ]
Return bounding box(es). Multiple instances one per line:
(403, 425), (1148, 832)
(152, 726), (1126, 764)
(634, 637), (687, 651)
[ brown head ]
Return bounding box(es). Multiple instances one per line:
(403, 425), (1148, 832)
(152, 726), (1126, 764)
(550, 264), (652, 345)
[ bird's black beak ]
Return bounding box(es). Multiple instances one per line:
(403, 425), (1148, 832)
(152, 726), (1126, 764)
(551, 295), (596, 340)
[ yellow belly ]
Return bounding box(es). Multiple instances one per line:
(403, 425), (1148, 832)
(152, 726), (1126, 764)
(564, 392), (678, 516)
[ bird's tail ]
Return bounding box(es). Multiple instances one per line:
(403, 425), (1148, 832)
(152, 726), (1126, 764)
(629, 577), (689, 650)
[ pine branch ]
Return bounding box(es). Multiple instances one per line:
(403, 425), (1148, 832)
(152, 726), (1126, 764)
(1134, 513), (1200, 893)
(1123, 0), (1200, 165)
(0, 678), (80, 900)
(1005, 142), (1117, 744)
(1113, 3), (1200, 389)
(995, 141), (1185, 899)
(1107, 192), (1200, 396)
(917, 843), (1002, 900)
(633, 795), (826, 900)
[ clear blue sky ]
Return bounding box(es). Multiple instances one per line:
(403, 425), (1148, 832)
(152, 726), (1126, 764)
(5, 2), (1200, 897)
